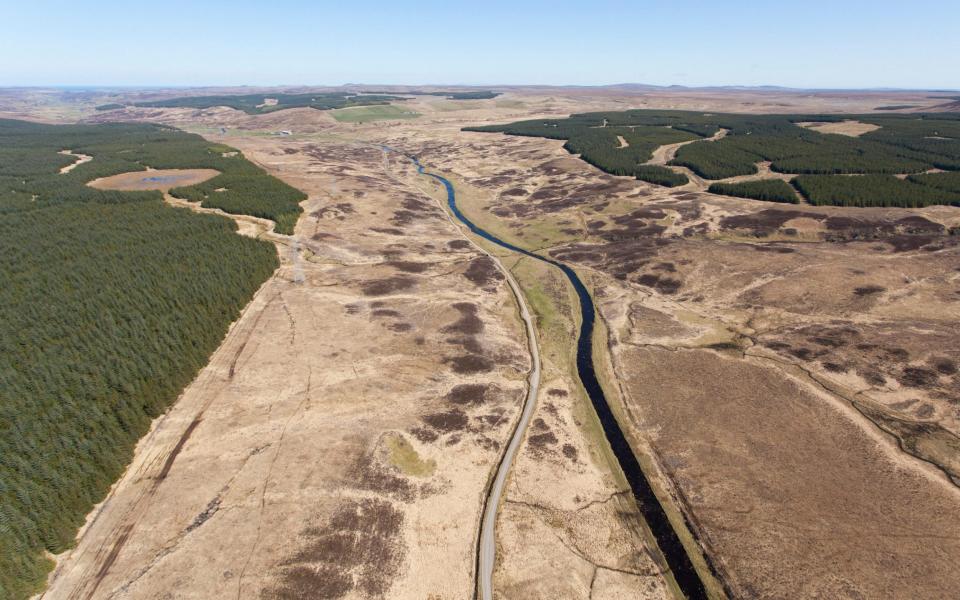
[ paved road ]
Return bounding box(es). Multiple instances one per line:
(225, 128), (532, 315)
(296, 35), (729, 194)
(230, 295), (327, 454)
(475, 252), (541, 600)
(396, 148), (542, 600)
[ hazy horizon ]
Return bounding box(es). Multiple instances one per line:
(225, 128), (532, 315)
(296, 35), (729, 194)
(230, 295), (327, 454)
(4, 83), (960, 93)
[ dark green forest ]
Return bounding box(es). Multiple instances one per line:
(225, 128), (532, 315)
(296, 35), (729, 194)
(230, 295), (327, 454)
(794, 175), (960, 207)
(635, 165), (689, 187)
(465, 109), (960, 208)
(0, 120), (304, 232)
(0, 119), (297, 599)
(707, 179), (799, 203)
(135, 92), (402, 114)
(361, 89), (501, 100)
(909, 171), (960, 193)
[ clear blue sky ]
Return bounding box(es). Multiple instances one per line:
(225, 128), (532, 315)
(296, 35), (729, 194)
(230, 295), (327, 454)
(2, 0), (957, 89)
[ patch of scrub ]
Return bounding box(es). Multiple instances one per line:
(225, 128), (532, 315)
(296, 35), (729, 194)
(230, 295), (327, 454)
(331, 104), (421, 122)
(386, 432), (436, 477)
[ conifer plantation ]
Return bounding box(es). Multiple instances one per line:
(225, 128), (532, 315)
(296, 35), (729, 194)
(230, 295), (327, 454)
(0, 119), (297, 598)
(134, 92), (402, 115)
(707, 180), (799, 203)
(466, 110), (960, 207)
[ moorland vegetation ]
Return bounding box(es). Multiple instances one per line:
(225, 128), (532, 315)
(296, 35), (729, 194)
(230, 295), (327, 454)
(0, 119), (301, 598)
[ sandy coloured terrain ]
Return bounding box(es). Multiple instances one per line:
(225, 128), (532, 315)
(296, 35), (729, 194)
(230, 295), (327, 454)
(45, 135), (539, 600)
(796, 119), (881, 136)
(87, 168), (220, 192)
(58, 150), (93, 174)
(15, 85), (960, 599)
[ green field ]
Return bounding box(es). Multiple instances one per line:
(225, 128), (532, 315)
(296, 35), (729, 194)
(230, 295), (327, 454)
(0, 119), (303, 599)
(331, 104), (421, 122)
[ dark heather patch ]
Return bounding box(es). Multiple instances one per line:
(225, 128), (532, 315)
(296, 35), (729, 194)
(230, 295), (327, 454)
(463, 256), (505, 288)
(265, 498), (404, 599)
(721, 209), (813, 236)
(822, 361), (848, 373)
(896, 216), (945, 235)
(854, 285), (886, 296)
(898, 367), (939, 388)
(371, 227), (405, 236)
(371, 309), (401, 318)
(810, 336), (845, 347)
(390, 210), (419, 226)
(352, 453), (414, 500)
(444, 354), (494, 374)
(562, 444), (578, 461)
(636, 273), (682, 294)
(761, 340), (790, 352)
(442, 302), (484, 334)
(447, 239), (471, 250)
(344, 303), (362, 315)
(915, 404), (936, 418)
(531, 418), (548, 432)
(859, 369), (887, 386)
(653, 262), (677, 272)
(885, 347), (910, 361)
(402, 197), (432, 212)
(886, 235), (938, 252)
(476, 436), (501, 452)
(477, 412), (508, 427)
(410, 426), (439, 443)
(361, 276), (416, 296)
(528, 431), (559, 450)
(386, 261), (429, 273)
(446, 335), (483, 354)
(932, 358), (958, 375)
(753, 245), (796, 254)
(388, 322), (413, 332)
(311, 203), (355, 220)
(788, 347), (818, 360)
(421, 409), (469, 432)
(547, 388), (568, 397)
(446, 384), (488, 406)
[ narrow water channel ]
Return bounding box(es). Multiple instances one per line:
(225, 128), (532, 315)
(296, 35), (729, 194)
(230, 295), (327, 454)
(404, 152), (711, 600)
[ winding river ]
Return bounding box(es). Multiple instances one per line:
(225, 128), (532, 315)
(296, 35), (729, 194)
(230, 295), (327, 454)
(401, 151), (710, 600)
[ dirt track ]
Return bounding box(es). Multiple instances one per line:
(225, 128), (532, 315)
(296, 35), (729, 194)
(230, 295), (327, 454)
(35, 86), (960, 599)
(43, 136), (533, 600)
